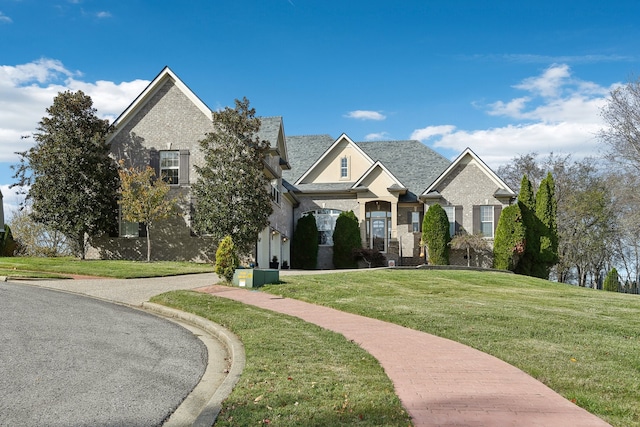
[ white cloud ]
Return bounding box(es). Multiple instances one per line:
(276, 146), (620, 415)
(96, 11), (112, 18)
(1, 184), (27, 220)
(0, 59), (149, 164)
(411, 64), (614, 169)
(0, 12), (12, 23)
(410, 125), (456, 141)
(364, 132), (390, 141)
(344, 110), (386, 121)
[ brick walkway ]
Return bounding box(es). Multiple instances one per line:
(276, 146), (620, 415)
(197, 285), (611, 427)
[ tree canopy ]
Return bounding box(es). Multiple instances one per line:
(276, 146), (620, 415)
(192, 97), (273, 255)
(118, 163), (178, 262)
(13, 90), (119, 258)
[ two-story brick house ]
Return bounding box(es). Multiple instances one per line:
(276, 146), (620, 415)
(87, 67), (516, 268)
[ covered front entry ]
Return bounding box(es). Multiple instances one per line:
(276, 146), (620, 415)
(365, 201), (392, 253)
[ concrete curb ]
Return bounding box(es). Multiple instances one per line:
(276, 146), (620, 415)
(142, 302), (245, 427)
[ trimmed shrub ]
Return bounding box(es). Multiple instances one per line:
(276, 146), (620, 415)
(493, 203), (526, 271)
(215, 235), (239, 283)
(332, 211), (362, 269)
(422, 204), (450, 265)
(1, 224), (16, 257)
(353, 247), (387, 268)
(292, 213), (318, 269)
(603, 268), (620, 292)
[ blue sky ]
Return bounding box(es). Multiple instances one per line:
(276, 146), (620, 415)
(1, 0), (640, 215)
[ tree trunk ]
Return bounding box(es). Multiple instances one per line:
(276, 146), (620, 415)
(146, 224), (151, 262)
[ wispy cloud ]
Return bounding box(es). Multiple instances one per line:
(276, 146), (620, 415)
(0, 12), (12, 23)
(364, 132), (390, 141)
(344, 110), (386, 121)
(96, 11), (112, 19)
(411, 64), (616, 169)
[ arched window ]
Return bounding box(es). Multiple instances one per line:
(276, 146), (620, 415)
(303, 208), (342, 245)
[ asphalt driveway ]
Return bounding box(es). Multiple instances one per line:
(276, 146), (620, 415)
(0, 282), (207, 427)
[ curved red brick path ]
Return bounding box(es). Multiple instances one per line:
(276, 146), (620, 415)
(197, 285), (611, 427)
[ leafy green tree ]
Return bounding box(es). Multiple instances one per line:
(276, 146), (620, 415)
(118, 163), (178, 262)
(493, 203), (526, 271)
(292, 213), (318, 269)
(603, 267), (620, 292)
(535, 172), (559, 278)
(332, 210), (362, 269)
(13, 90), (119, 258)
(422, 204), (450, 265)
(215, 235), (239, 282)
(192, 98), (273, 255)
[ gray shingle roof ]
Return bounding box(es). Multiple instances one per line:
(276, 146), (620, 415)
(355, 140), (451, 202)
(257, 116), (283, 149)
(281, 134), (335, 184)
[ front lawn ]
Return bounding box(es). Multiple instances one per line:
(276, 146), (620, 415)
(260, 269), (640, 427)
(0, 257), (214, 279)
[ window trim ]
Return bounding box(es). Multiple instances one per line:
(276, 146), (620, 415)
(480, 205), (494, 238)
(340, 156), (349, 179)
(160, 150), (180, 185)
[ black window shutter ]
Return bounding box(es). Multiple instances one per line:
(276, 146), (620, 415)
(138, 222), (147, 238)
(493, 205), (502, 235)
(149, 149), (160, 177)
(407, 211), (413, 232)
(455, 206), (463, 235)
(179, 150), (190, 185)
(472, 205), (480, 234)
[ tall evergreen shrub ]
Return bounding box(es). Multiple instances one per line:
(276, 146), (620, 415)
(215, 235), (239, 283)
(422, 204), (450, 265)
(291, 213), (318, 269)
(332, 210), (362, 269)
(603, 268), (620, 292)
(493, 203), (526, 271)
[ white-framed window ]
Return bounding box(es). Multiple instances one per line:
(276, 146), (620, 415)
(270, 179), (281, 204)
(411, 211), (420, 233)
(443, 206), (456, 237)
(480, 205), (494, 237)
(120, 220), (139, 238)
(160, 151), (179, 185)
(303, 208), (342, 245)
(340, 156), (348, 179)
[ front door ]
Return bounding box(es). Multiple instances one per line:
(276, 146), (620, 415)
(371, 217), (386, 252)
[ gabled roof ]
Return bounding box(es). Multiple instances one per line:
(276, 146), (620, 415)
(258, 116), (289, 168)
(421, 147), (516, 198)
(356, 140), (450, 202)
(281, 134), (335, 184)
(108, 66), (212, 141)
(351, 160), (406, 193)
(294, 133), (373, 185)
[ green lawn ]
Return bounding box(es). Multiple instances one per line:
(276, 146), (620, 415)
(257, 269), (640, 427)
(151, 291), (411, 426)
(0, 256), (214, 279)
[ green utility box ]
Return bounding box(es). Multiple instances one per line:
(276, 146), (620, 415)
(232, 268), (279, 288)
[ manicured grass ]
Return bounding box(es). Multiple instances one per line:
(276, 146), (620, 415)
(151, 291), (411, 426)
(258, 269), (640, 427)
(0, 257), (214, 279)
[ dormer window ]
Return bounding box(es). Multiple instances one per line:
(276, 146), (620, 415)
(340, 156), (348, 179)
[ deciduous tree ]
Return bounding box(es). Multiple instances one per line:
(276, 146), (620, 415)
(12, 90), (119, 258)
(118, 163), (178, 262)
(192, 98), (273, 255)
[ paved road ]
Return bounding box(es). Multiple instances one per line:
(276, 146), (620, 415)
(0, 282), (207, 427)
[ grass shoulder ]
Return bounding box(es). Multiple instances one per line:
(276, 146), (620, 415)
(151, 290), (411, 426)
(0, 257), (214, 279)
